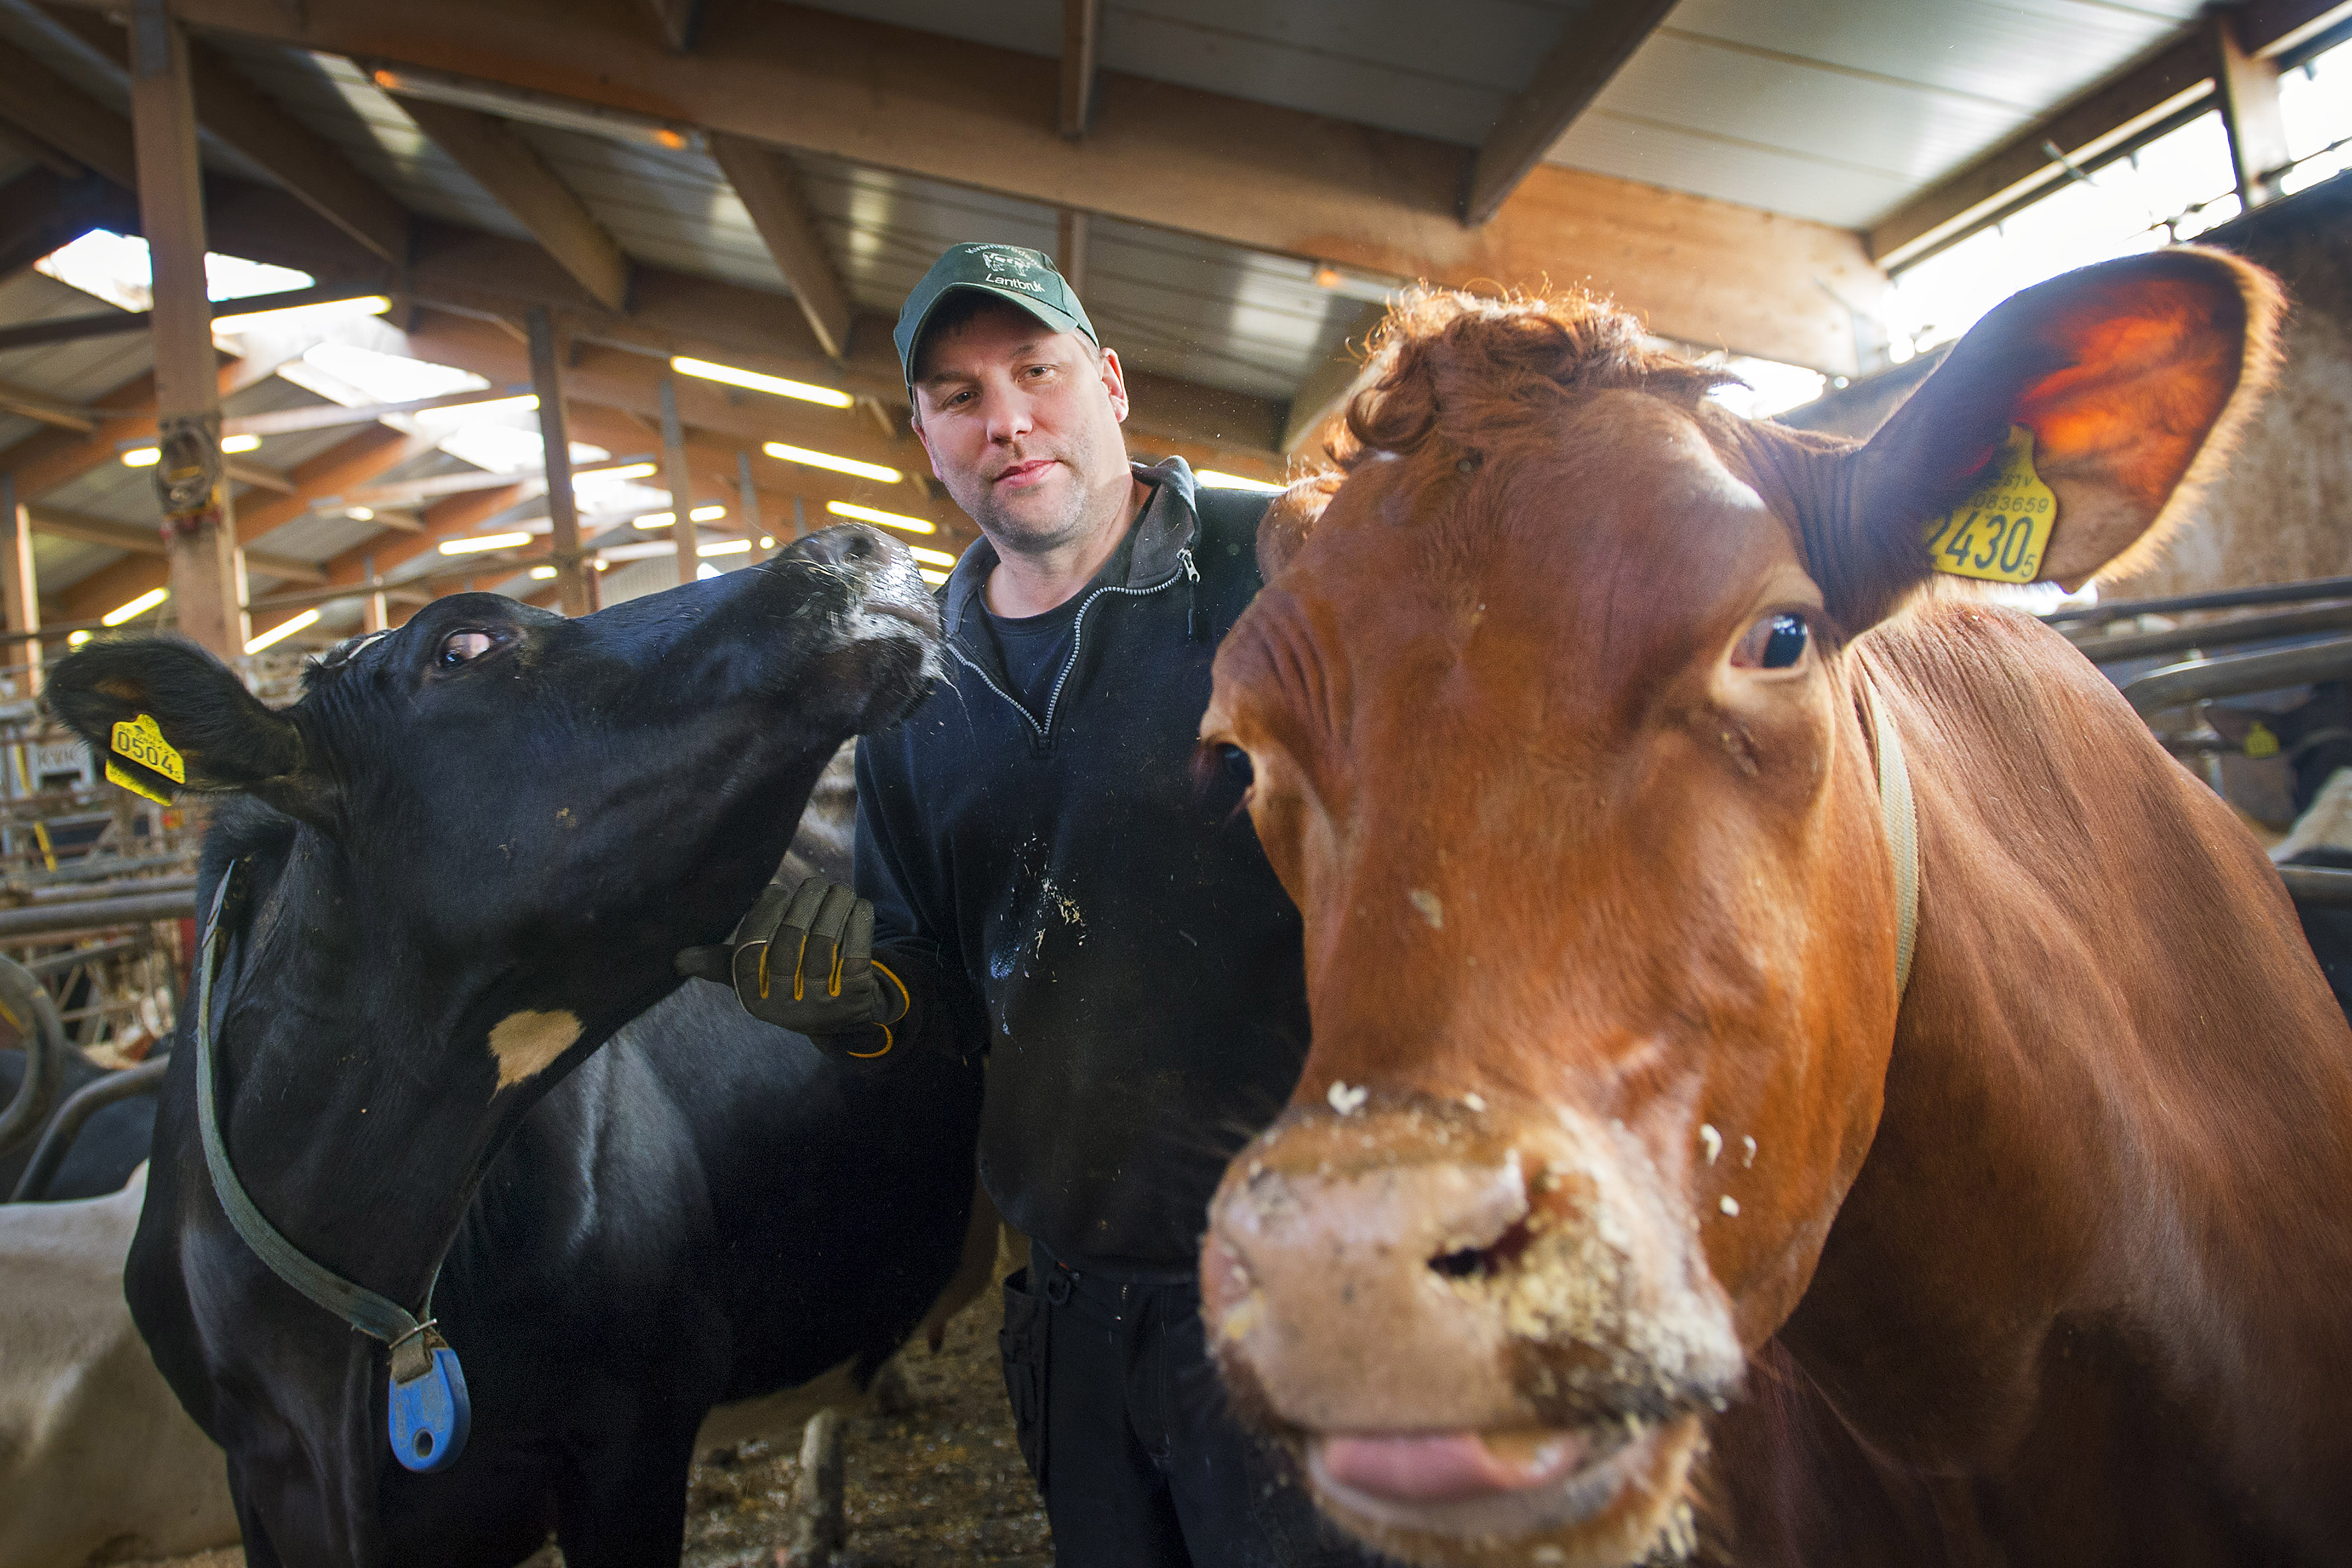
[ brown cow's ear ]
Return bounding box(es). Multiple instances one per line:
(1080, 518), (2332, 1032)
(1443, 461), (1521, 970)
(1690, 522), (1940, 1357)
(1256, 471), (1344, 580)
(1826, 247), (2280, 625)
(43, 638), (334, 825)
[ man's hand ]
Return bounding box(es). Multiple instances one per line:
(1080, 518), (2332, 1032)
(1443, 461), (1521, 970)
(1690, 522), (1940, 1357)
(677, 878), (909, 1050)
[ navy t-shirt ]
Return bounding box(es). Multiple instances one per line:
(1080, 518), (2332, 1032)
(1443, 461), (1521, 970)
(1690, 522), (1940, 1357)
(982, 593), (1084, 722)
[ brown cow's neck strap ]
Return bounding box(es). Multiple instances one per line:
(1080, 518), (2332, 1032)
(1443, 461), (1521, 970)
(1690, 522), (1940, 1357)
(1864, 682), (1921, 998)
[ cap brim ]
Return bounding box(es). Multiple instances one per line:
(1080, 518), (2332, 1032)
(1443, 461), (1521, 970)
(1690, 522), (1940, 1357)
(903, 282), (1089, 386)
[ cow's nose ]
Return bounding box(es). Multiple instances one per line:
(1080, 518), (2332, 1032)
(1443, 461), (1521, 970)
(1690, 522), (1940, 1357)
(790, 522), (897, 573)
(1204, 1101), (1742, 1437)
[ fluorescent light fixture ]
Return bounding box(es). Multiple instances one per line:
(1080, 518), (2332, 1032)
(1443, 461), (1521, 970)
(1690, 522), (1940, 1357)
(245, 609), (320, 654)
(825, 500), (933, 535)
(211, 295), (392, 335)
(528, 565), (558, 580)
(439, 532), (534, 556)
(670, 356), (854, 409)
(759, 535), (775, 549)
(125, 435), (260, 465)
(698, 539), (753, 557)
(592, 559), (610, 572)
(102, 587), (169, 627)
(575, 461), (659, 485)
(367, 62), (703, 153)
(67, 629), (92, 647)
(765, 443), (900, 484)
(1196, 470), (1285, 493)
(346, 507), (374, 521)
(908, 544), (957, 568)
(632, 504), (727, 530)
(918, 568), (950, 586)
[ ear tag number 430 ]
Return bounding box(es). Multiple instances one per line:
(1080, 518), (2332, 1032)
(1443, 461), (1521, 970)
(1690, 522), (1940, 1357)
(107, 713), (185, 805)
(1924, 424), (2058, 585)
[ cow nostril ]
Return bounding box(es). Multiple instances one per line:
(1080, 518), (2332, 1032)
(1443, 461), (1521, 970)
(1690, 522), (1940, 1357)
(1427, 1217), (1536, 1281)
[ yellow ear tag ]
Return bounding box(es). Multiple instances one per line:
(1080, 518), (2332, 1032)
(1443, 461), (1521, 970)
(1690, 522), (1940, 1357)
(2244, 720), (2280, 759)
(1923, 424), (2058, 584)
(107, 713), (185, 804)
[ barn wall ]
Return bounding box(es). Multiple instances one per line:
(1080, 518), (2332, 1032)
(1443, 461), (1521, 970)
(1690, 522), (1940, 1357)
(2124, 172), (2352, 599)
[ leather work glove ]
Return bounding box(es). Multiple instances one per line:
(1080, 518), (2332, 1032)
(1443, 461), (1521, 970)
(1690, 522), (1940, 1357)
(677, 877), (911, 1057)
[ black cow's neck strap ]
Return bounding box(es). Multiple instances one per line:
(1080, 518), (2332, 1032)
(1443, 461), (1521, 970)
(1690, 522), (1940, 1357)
(193, 865), (445, 1370)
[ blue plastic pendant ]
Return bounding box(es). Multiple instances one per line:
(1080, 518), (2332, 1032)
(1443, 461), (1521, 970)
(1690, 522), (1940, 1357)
(388, 1346), (471, 1472)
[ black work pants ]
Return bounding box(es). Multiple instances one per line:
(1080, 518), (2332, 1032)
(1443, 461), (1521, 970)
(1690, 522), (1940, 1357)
(999, 1239), (1381, 1568)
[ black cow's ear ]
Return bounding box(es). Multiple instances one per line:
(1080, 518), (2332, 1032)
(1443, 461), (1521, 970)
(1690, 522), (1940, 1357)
(43, 638), (332, 824)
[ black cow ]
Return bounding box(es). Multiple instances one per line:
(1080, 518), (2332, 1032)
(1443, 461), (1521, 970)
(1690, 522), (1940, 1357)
(43, 528), (985, 1568)
(0, 1043), (156, 1199)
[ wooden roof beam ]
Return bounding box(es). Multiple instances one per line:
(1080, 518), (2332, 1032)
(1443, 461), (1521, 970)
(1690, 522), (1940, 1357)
(1869, 0), (2350, 268)
(0, 34), (137, 187)
(1462, 0), (1676, 226)
(31, 503), (325, 582)
(394, 96), (630, 311)
(39, 9), (412, 263)
(708, 134), (852, 360)
(125, 0), (1883, 372)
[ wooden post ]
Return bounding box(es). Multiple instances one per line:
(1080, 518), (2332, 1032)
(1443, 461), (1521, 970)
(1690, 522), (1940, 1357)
(525, 307), (591, 616)
(737, 451), (763, 546)
(2213, 10), (2290, 210)
(659, 374), (698, 585)
(0, 474), (39, 698)
(1056, 209), (1089, 296)
(360, 553), (388, 634)
(130, 0), (245, 661)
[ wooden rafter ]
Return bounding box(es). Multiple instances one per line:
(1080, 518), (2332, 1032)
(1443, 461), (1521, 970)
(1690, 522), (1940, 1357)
(395, 96), (630, 311)
(708, 134), (853, 360)
(1869, 0), (2348, 268)
(30, 503), (325, 582)
(41, 9), (412, 262)
(1056, 209), (1089, 296)
(100, 0), (1887, 372)
(0, 35), (138, 188)
(1462, 0), (1676, 225)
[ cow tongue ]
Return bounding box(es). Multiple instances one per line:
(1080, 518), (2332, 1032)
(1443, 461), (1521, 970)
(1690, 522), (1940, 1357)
(1316, 1429), (1588, 1503)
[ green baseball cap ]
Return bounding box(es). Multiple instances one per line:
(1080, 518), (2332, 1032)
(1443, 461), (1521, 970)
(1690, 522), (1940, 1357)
(894, 242), (1098, 390)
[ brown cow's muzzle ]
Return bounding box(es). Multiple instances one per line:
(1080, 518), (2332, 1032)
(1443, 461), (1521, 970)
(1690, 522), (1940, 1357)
(1203, 1096), (1741, 1568)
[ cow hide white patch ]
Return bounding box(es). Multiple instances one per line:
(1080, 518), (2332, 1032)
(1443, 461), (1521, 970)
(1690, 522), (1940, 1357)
(487, 1010), (584, 1091)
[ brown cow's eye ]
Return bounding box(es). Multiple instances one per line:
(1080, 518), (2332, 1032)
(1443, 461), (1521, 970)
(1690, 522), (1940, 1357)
(1731, 613), (1808, 671)
(439, 630), (497, 667)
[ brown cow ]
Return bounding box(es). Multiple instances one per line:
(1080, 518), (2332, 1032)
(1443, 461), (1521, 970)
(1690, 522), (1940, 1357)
(1196, 250), (2352, 1568)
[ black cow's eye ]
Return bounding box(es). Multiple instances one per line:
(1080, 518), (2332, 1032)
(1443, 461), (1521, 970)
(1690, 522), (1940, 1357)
(1731, 613), (1809, 671)
(439, 630), (497, 667)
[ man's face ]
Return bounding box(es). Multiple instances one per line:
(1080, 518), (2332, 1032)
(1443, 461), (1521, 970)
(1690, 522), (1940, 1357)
(911, 301), (1133, 558)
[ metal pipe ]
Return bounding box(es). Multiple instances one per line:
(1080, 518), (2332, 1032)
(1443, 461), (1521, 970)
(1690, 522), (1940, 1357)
(2279, 866), (2352, 906)
(0, 953), (69, 1156)
(23, 937), (148, 978)
(2049, 574), (2352, 625)
(0, 890), (197, 942)
(28, 873), (200, 905)
(2069, 602), (2352, 664)
(9, 1057), (169, 1202)
(2122, 637), (2352, 716)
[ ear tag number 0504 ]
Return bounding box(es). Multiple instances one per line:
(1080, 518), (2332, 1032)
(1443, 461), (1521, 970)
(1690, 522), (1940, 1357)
(107, 713), (185, 805)
(1924, 424), (2058, 584)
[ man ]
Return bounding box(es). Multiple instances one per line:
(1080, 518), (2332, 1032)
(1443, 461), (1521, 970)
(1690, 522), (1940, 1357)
(701, 244), (1369, 1565)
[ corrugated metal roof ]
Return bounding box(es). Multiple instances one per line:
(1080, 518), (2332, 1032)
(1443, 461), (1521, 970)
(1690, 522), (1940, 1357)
(794, 0), (2211, 230)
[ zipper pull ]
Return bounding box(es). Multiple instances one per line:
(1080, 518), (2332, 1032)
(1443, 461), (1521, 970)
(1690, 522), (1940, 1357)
(1178, 548), (1200, 582)
(1181, 549), (1205, 641)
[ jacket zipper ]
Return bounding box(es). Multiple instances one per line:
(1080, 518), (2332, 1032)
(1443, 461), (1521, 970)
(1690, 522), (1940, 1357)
(948, 548), (1198, 742)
